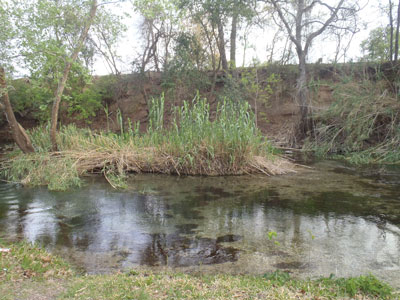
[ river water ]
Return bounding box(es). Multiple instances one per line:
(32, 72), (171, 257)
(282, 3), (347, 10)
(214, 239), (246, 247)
(0, 160), (400, 287)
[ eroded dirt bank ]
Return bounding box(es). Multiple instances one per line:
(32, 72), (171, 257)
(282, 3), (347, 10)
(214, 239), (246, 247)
(1, 63), (396, 148)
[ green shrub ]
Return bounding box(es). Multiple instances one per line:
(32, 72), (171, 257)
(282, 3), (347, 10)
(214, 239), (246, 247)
(263, 270), (291, 285)
(9, 79), (53, 122)
(8, 72), (112, 124)
(317, 274), (393, 299)
(66, 84), (103, 122)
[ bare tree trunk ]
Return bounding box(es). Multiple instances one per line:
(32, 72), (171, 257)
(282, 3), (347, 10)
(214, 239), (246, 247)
(297, 54), (309, 136)
(198, 19), (218, 93)
(242, 36), (247, 67)
(389, 0), (394, 62)
(217, 16), (228, 72)
(0, 67), (35, 153)
(395, 0), (400, 62)
(268, 31), (279, 63)
(50, 0), (97, 151)
(151, 25), (160, 72)
(230, 13), (238, 69)
(209, 26), (218, 94)
(333, 32), (342, 64)
(280, 36), (291, 65)
(270, 0), (352, 141)
(254, 67), (259, 128)
(163, 24), (173, 70)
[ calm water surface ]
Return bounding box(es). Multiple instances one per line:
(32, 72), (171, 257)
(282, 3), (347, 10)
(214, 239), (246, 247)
(0, 160), (400, 287)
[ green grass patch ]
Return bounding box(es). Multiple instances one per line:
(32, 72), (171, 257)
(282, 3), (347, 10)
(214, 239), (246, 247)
(0, 241), (396, 299)
(1, 94), (294, 190)
(0, 239), (73, 281)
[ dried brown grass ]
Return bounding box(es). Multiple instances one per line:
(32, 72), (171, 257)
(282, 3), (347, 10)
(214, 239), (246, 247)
(66, 147), (296, 177)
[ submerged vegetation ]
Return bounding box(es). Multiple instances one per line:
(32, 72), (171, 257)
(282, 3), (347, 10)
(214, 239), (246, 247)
(0, 94), (293, 190)
(0, 239), (395, 299)
(306, 78), (400, 164)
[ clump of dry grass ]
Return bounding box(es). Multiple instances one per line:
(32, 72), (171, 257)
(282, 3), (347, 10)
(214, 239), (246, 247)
(306, 80), (400, 164)
(68, 148), (292, 177)
(1, 95), (296, 190)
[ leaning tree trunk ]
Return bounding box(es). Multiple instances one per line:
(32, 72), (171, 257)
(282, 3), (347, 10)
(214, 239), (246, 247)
(50, 0), (97, 151)
(217, 16), (228, 72)
(297, 54), (310, 137)
(0, 67), (35, 153)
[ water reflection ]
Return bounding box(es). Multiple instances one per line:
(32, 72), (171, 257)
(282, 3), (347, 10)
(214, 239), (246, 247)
(0, 160), (399, 287)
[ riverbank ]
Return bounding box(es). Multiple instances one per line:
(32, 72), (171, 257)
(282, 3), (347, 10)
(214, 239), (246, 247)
(0, 240), (395, 299)
(0, 97), (296, 190)
(2, 64), (399, 165)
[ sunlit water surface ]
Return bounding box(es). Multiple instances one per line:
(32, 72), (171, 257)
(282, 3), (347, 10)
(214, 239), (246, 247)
(1, 160), (400, 287)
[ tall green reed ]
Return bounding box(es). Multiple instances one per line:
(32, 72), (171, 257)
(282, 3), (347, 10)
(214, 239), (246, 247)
(1, 93), (274, 190)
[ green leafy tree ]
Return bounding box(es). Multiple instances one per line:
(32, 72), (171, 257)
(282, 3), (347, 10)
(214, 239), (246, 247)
(0, 1), (15, 70)
(361, 27), (394, 62)
(7, 0), (125, 150)
(362, 0), (400, 63)
(180, 0), (257, 71)
(0, 0), (12, 117)
(11, 0), (99, 150)
(162, 32), (211, 98)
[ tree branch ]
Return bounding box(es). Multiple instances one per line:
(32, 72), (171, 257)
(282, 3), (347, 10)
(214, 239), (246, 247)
(304, 0), (345, 53)
(304, 0), (319, 13)
(97, 1), (125, 7)
(270, 0), (301, 50)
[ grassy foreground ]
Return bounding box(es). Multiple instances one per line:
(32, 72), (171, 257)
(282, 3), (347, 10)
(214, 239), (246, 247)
(0, 95), (295, 190)
(0, 240), (396, 300)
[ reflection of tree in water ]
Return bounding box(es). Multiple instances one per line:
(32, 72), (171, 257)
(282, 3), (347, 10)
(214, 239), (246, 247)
(139, 232), (238, 267)
(0, 186), (41, 241)
(141, 194), (171, 224)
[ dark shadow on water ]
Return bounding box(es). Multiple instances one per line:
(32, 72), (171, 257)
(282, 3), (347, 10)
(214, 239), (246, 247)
(216, 234), (242, 243)
(139, 233), (239, 267)
(273, 261), (308, 270)
(175, 224), (198, 235)
(194, 186), (235, 200)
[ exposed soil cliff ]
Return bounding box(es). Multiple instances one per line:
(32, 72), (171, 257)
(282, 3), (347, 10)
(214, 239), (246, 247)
(1, 63), (396, 148)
